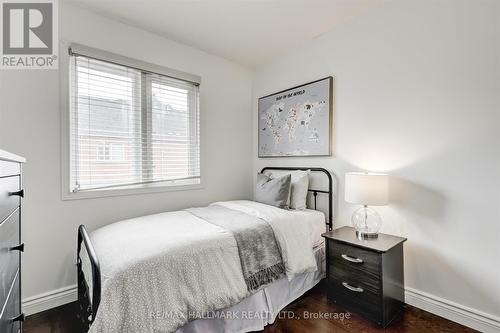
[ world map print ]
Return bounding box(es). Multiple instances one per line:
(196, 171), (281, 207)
(258, 78), (332, 157)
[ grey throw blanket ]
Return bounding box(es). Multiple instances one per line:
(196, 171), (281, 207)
(186, 206), (285, 291)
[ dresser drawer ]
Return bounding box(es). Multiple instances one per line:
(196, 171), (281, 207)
(0, 161), (20, 178)
(0, 176), (21, 223)
(0, 209), (20, 304)
(0, 271), (21, 333)
(329, 240), (381, 276)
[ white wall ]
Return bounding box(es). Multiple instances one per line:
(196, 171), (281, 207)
(253, 0), (500, 328)
(0, 0), (499, 330)
(0, 3), (253, 303)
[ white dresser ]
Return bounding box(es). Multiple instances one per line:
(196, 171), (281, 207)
(0, 150), (25, 333)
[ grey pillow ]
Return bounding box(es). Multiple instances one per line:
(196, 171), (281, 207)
(255, 173), (291, 209)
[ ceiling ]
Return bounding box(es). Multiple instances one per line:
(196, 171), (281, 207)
(63, 0), (383, 68)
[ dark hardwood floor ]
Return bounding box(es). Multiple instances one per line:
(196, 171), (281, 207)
(24, 282), (477, 333)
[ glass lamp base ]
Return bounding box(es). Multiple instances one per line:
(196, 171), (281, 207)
(356, 230), (379, 239)
(351, 206), (382, 239)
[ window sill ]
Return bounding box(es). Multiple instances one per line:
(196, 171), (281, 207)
(61, 180), (203, 201)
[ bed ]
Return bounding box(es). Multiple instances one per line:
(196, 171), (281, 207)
(76, 167), (336, 333)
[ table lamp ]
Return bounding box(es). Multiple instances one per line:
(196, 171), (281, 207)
(345, 172), (389, 239)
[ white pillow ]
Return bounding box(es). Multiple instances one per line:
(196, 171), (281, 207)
(267, 170), (310, 210)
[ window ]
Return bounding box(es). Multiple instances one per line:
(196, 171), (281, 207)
(68, 46), (200, 193)
(96, 142), (125, 162)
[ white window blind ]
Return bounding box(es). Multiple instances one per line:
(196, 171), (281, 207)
(69, 51), (200, 192)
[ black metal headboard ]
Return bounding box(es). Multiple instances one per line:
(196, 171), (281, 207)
(261, 167), (334, 231)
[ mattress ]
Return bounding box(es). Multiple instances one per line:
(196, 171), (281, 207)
(176, 244), (326, 333)
(82, 202), (326, 292)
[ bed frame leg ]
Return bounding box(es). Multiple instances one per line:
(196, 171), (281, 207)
(76, 225), (101, 332)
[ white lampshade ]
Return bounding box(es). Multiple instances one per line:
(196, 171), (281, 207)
(345, 172), (389, 206)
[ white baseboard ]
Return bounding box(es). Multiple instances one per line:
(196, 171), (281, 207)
(405, 287), (500, 333)
(21, 284), (500, 333)
(22, 285), (77, 316)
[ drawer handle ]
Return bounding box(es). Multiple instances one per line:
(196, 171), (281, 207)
(8, 189), (24, 198)
(342, 282), (364, 293)
(10, 243), (24, 252)
(12, 313), (25, 322)
(341, 254), (363, 263)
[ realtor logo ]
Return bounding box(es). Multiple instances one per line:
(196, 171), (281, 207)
(1, 0), (58, 69)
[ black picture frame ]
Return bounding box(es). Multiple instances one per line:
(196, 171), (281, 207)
(258, 76), (333, 158)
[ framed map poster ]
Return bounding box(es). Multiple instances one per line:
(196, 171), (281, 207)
(258, 77), (333, 157)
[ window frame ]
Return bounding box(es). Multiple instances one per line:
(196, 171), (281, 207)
(60, 42), (203, 200)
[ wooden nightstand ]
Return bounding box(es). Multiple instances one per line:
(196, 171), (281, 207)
(322, 226), (407, 327)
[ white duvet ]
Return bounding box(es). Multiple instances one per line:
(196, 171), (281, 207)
(82, 200), (322, 333)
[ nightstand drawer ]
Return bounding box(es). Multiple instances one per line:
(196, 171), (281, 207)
(328, 277), (382, 324)
(329, 261), (381, 294)
(329, 241), (381, 276)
